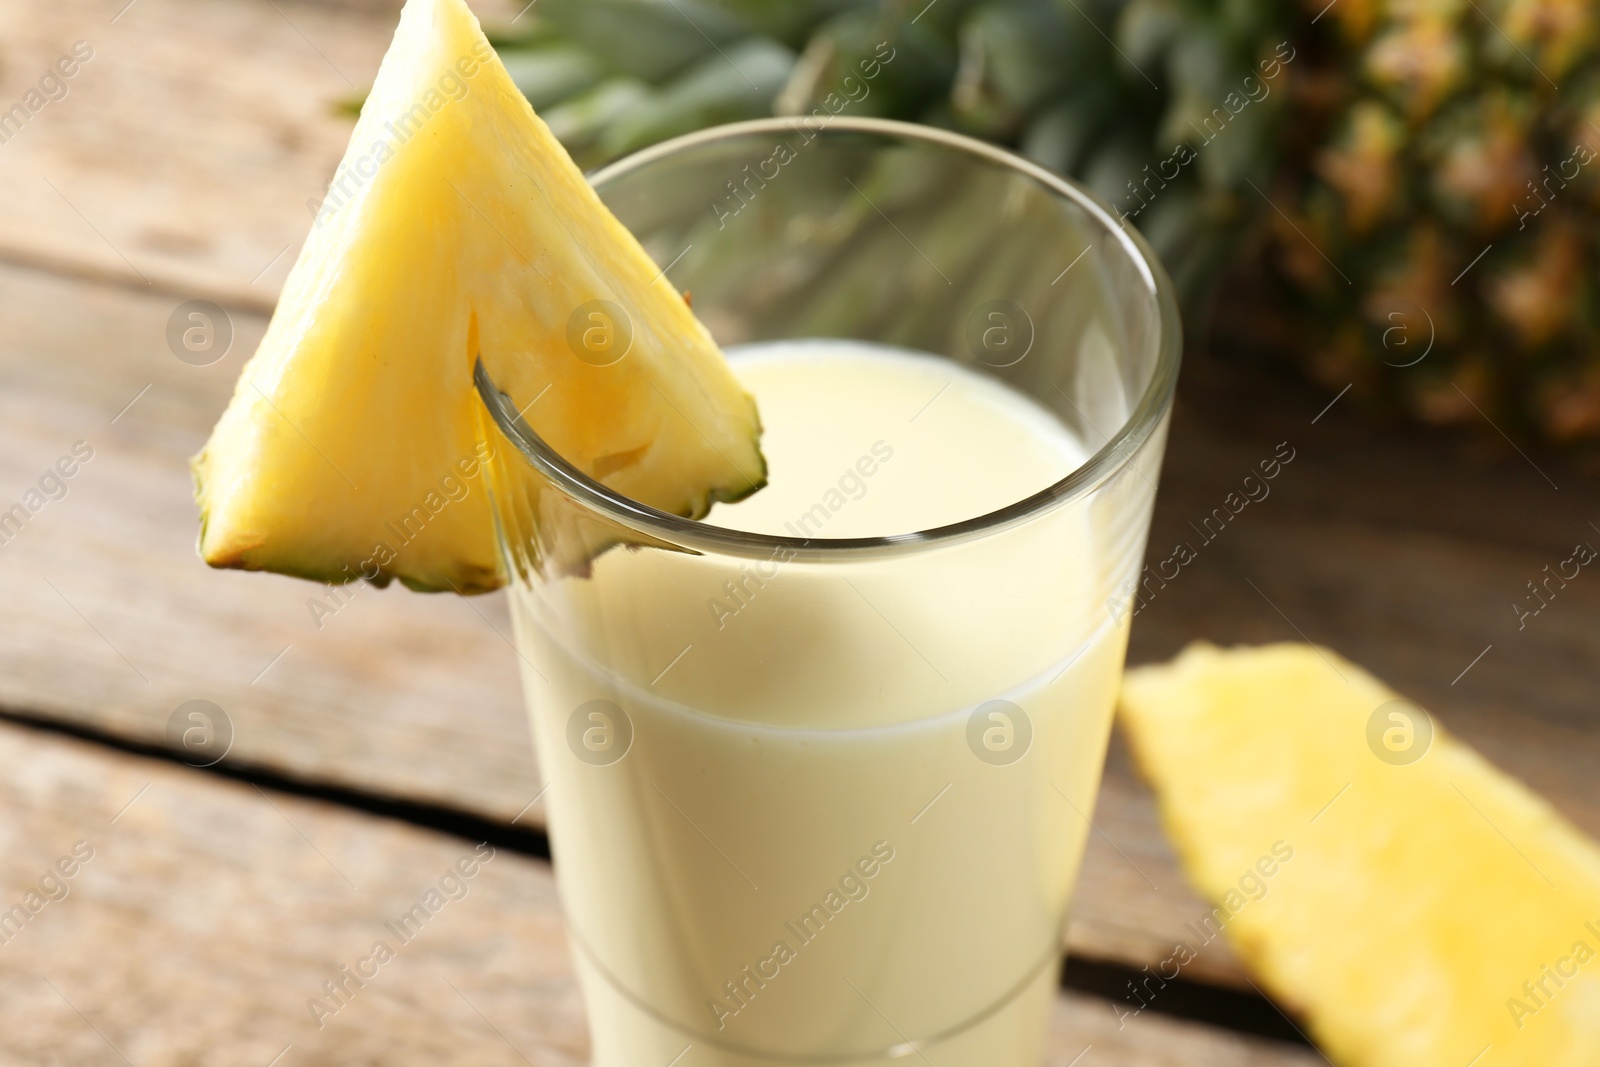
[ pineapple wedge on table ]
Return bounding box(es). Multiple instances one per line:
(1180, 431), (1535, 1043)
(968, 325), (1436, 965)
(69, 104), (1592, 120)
(1120, 643), (1600, 1066)
(192, 0), (765, 594)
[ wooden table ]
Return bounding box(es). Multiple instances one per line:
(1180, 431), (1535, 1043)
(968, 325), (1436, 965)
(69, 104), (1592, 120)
(0, 0), (1592, 1062)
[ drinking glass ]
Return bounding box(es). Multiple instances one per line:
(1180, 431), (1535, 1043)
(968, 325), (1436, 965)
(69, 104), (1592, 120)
(477, 116), (1179, 1066)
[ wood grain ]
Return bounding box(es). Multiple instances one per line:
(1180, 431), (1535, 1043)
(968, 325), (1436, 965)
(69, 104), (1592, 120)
(0, 719), (1324, 1066)
(0, 0), (525, 309)
(0, 0), (383, 312)
(1, 0), (1595, 1010)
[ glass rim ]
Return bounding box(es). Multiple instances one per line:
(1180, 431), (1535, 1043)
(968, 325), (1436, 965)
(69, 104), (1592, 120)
(476, 116), (1182, 563)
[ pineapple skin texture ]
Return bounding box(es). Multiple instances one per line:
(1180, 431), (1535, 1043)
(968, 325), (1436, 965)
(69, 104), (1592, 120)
(1266, 0), (1600, 442)
(1120, 643), (1600, 1067)
(192, 0), (764, 594)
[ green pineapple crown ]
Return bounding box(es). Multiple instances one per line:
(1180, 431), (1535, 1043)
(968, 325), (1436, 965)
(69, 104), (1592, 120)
(461, 0), (1600, 444)
(488, 0), (1295, 303)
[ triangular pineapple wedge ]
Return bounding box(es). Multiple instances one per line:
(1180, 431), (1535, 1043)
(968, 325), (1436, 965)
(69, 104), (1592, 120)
(1120, 643), (1600, 1067)
(192, 0), (764, 593)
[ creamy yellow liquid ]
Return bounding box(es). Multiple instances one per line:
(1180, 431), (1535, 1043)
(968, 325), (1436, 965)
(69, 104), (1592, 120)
(511, 341), (1131, 1065)
(716, 344), (1091, 539)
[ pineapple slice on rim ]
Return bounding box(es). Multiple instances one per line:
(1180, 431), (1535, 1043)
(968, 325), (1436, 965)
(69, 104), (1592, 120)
(1120, 643), (1600, 1067)
(192, 0), (765, 593)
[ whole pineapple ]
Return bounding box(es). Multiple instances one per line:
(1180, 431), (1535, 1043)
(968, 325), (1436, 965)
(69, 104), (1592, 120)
(478, 0), (1600, 443)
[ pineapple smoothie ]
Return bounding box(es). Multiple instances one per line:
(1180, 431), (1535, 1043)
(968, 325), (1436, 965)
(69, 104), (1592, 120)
(511, 341), (1140, 1065)
(184, 0), (1175, 1060)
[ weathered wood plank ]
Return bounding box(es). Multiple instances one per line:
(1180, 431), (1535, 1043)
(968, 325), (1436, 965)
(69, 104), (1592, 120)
(0, 725), (580, 1067)
(0, 0), (530, 304)
(0, 720), (1323, 1065)
(3, 0), (1595, 1002)
(0, 0), (387, 310)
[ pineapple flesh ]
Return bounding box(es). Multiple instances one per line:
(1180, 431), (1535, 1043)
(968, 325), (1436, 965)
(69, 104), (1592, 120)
(1120, 643), (1600, 1067)
(193, 0), (765, 593)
